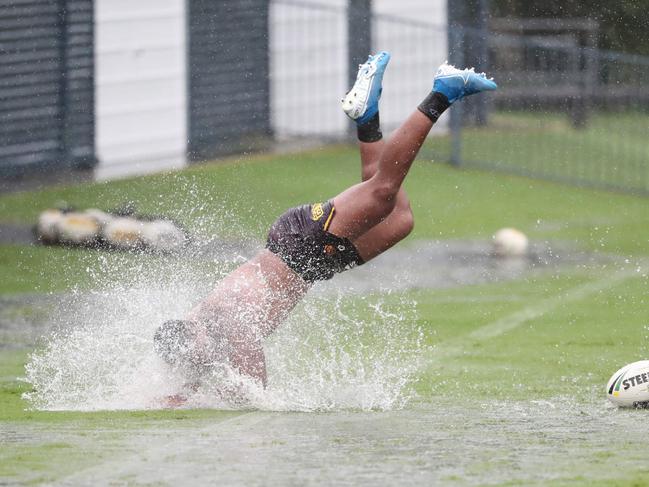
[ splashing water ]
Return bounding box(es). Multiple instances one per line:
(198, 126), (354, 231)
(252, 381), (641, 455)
(23, 205), (425, 412)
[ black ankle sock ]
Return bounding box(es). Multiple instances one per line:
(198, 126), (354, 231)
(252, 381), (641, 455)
(357, 112), (382, 143)
(417, 91), (451, 123)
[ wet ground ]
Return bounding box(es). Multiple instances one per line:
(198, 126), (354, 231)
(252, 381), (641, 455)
(0, 238), (604, 351)
(325, 239), (601, 294)
(2, 239), (637, 485)
(2, 398), (647, 485)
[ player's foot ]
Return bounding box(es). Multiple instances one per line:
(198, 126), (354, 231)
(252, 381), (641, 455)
(433, 61), (497, 104)
(342, 51), (391, 125)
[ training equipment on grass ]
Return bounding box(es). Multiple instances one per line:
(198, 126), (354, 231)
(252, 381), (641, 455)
(57, 213), (102, 245)
(36, 209), (64, 244)
(35, 206), (188, 253)
(606, 360), (649, 408)
(140, 220), (187, 253)
(36, 209), (104, 246)
(102, 217), (143, 249)
(84, 208), (114, 227)
(492, 227), (529, 257)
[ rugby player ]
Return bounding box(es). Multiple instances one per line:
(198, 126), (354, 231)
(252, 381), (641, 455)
(154, 52), (497, 396)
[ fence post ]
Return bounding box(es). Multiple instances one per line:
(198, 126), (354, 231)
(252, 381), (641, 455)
(347, 0), (372, 84)
(448, 28), (464, 167)
(56, 0), (70, 167)
(58, 0), (97, 170)
(347, 0), (372, 131)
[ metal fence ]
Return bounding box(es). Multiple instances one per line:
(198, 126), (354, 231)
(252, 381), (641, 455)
(2, 0), (647, 194)
(269, 0), (448, 142)
(270, 0), (649, 195)
(450, 25), (649, 195)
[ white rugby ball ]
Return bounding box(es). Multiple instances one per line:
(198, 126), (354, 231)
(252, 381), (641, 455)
(492, 227), (529, 257)
(606, 360), (649, 407)
(84, 208), (114, 227)
(140, 220), (186, 252)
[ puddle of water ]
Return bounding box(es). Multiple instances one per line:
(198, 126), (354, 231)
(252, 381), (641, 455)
(7, 396), (646, 486)
(20, 268), (424, 412)
(4, 238), (613, 413)
(326, 239), (609, 294)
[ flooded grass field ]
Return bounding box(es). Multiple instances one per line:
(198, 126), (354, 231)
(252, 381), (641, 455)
(1, 148), (649, 485)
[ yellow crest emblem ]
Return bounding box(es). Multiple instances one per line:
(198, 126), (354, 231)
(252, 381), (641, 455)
(311, 203), (324, 221)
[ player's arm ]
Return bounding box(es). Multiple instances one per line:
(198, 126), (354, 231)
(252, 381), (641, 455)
(227, 334), (267, 387)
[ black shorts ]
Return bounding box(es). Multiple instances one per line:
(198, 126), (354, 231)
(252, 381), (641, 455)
(266, 201), (364, 283)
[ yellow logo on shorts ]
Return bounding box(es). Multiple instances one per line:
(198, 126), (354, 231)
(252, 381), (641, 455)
(311, 203), (324, 221)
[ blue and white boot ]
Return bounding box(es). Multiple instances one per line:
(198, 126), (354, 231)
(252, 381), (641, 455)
(433, 61), (497, 103)
(342, 51), (391, 124)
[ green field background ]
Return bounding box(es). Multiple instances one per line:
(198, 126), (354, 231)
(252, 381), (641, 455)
(1, 140), (648, 484)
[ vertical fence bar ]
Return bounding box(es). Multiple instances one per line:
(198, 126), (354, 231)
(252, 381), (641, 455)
(347, 0), (372, 136)
(348, 0), (372, 140)
(347, 0), (372, 87)
(57, 0), (70, 167)
(448, 27), (464, 167)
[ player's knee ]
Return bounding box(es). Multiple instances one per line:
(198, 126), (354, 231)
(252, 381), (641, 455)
(397, 205), (415, 237)
(362, 162), (378, 181)
(371, 180), (400, 210)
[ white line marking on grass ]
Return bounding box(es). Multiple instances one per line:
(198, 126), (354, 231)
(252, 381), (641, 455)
(427, 264), (647, 364)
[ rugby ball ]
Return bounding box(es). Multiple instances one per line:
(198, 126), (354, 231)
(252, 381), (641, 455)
(606, 360), (649, 407)
(84, 208), (114, 227)
(492, 227), (529, 257)
(140, 220), (186, 253)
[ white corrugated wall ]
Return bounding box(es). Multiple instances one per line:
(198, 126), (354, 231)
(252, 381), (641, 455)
(94, 0), (187, 180)
(93, 0), (447, 180)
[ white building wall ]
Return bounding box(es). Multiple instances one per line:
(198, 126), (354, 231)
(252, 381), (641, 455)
(94, 0), (187, 180)
(92, 0), (447, 179)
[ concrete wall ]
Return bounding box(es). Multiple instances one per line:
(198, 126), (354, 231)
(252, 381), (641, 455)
(94, 0), (187, 180)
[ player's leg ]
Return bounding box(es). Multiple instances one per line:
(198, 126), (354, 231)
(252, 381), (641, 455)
(346, 53), (415, 261)
(331, 59), (497, 242)
(328, 110), (429, 241)
(355, 144), (415, 261)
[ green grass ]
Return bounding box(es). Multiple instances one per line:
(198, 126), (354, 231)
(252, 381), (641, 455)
(458, 111), (649, 192)
(1, 144), (648, 295)
(1, 143), (649, 484)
